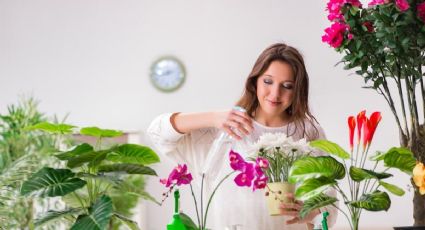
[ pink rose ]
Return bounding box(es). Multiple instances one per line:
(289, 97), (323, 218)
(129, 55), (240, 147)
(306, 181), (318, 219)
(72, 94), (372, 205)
(395, 0), (410, 11)
(368, 0), (390, 7)
(322, 22), (349, 48)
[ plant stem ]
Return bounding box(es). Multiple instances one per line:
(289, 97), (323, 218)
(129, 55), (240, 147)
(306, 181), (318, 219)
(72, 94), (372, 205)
(189, 184), (201, 229)
(200, 174), (204, 229)
(203, 171), (236, 229)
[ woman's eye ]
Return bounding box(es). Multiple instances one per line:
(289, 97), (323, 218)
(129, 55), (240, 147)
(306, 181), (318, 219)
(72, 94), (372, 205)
(282, 83), (293, 89)
(263, 79), (273, 85)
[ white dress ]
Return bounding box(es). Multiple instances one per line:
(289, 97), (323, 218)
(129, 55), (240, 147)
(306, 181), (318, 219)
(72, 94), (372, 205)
(147, 113), (338, 230)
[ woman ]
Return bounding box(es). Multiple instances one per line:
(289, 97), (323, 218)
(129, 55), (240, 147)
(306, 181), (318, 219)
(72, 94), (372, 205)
(148, 43), (337, 229)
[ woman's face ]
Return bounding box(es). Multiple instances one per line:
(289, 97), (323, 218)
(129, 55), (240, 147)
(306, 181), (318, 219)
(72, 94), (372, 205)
(255, 60), (295, 121)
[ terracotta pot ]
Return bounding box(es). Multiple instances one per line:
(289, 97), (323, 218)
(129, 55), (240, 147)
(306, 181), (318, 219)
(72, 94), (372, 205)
(265, 182), (295, 216)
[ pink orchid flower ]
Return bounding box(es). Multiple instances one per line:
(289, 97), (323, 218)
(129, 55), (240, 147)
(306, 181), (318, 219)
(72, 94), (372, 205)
(234, 163), (255, 187)
(253, 175), (268, 191)
(229, 149), (248, 171)
(160, 164), (193, 187)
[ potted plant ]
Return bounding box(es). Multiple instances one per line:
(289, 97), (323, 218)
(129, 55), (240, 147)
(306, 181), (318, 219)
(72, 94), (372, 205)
(20, 122), (160, 229)
(160, 150), (269, 230)
(249, 133), (312, 216)
(322, 0), (425, 225)
(289, 110), (416, 230)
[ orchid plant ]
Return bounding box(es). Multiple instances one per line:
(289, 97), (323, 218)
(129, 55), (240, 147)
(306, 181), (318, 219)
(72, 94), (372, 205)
(160, 150), (268, 230)
(322, 0), (425, 224)
(289, 110), (416, 230)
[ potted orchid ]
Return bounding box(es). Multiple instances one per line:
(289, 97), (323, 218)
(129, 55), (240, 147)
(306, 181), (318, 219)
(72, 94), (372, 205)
(249, 133), (312, 216)
(289, 111), (416, 230)
(322, 0), (425, 224)
(160, 150), (269, 230)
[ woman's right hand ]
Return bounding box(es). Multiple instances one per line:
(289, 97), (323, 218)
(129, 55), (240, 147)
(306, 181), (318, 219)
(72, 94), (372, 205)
(214, 109), (253, 140)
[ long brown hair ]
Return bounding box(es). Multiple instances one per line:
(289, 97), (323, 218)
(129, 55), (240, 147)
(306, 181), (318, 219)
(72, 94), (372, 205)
(236, 43), (319, 140)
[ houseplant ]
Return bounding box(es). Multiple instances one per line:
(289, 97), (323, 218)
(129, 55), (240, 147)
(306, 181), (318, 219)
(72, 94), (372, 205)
(20, 122), (160, 229)
(289, 110), (416, 230)
(322, 0), (425, 224)
(0, 98), (59, 229)
(160, 150), (268, 230)
(249, 132), (312, 215)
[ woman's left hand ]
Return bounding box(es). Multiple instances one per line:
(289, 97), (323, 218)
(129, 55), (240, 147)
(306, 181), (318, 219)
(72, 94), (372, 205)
(279, 193), (320, 225)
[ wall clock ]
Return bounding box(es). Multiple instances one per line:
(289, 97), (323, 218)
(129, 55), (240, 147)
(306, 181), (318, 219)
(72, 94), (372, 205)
(150, 57), (185, 92)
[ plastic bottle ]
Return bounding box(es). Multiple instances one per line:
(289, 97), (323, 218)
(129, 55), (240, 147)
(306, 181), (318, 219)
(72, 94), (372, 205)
(167, 189), (186, 230)
(201, 106), (247, 178)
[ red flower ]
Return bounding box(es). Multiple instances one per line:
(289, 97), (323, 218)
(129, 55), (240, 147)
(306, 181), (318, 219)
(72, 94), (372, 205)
(418, 2), (425, 23)
(356, 110), (366, 143)
(322, 22), (349, 48)
(368, 0), (390, 7)
(362, 21), (374, 32)
(160, 164), (193, 187)
(348, 116), (356, 152)
(363, 112), (382, 148)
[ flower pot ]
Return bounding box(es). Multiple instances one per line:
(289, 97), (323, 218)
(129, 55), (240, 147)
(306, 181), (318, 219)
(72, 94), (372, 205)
(265, 182), (295, 216)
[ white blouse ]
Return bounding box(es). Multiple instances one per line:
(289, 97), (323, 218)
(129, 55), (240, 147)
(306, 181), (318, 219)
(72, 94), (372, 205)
(147, 113), (338, 230)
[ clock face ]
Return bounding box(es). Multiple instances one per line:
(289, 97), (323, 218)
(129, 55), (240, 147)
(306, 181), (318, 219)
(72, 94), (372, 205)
(150, 57), (185, 92)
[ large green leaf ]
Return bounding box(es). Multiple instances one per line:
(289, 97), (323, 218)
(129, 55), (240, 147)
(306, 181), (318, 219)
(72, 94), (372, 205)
(349, 190), (391, 211)
(295, 177), (336, 201)
(26, 122), (76, 134)
(71, 195), (113, 230)
(370, 147), (412, 161)
(310, 140), (350, 159)
(383, 148), (416, 175)
(80, 127), (123, 138)
(55, 143), (94, 160)
(180, 212), (199, 230)
(21, 167), (86, 197)
(98, 163), (157, 176)
(349, 166), (392, 182)
(113, 213), (140, 230)
(67, 150), (109, 168)
(299, 193), (338, 219)
(289, 156), (345, 183)
(35, 208), (84, 226)
(106, 144), (160, 165)
(379, 181), (405, 196)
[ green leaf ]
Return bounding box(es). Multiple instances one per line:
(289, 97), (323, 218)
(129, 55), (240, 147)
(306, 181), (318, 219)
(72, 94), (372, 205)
(295, 177), (336, 201)
(299, 193), (338, 219)
(35, 208), (84, 226)
(179, 212), (199, 230)
(349, 190), (391, 211)
(98, 163), (157, 176)
(26, 122), (76, 134)
(369, 151), (386, 161)
(55, 143), (94, 160)
(80, 127), (123, 138)
(289, 156), (345, 184)
(21, 167), (86, 197)
(67, 150), (110, 168)
(113, 213), (140, 230)
(349, 166), (392, 182)
(71, 195), (113, 230)
(379, 181), (405, 196)
(107, 144), (160, 165)
(310, 140), (350, 159)
(383, 147), (416, 175)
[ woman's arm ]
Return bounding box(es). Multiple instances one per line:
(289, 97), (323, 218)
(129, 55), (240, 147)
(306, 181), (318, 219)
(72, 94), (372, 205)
(172, 110), (253, 140)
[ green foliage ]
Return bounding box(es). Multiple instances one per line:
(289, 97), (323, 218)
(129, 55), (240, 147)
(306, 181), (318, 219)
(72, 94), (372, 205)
(290, 140), (414, 230)
(21, 122), (161, 229)
(0, 98), (59, 229)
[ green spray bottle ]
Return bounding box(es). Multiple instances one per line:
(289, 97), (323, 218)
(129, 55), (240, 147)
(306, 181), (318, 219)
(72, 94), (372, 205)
(167, 189), (187, 230)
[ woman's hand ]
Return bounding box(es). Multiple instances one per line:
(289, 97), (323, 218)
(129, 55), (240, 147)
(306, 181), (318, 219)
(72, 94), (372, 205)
(279, 193), (321, 225)
(214, 110), (253, 140)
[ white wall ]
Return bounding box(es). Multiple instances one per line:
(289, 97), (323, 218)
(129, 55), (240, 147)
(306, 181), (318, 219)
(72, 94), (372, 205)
(0, 0), (416, 229)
